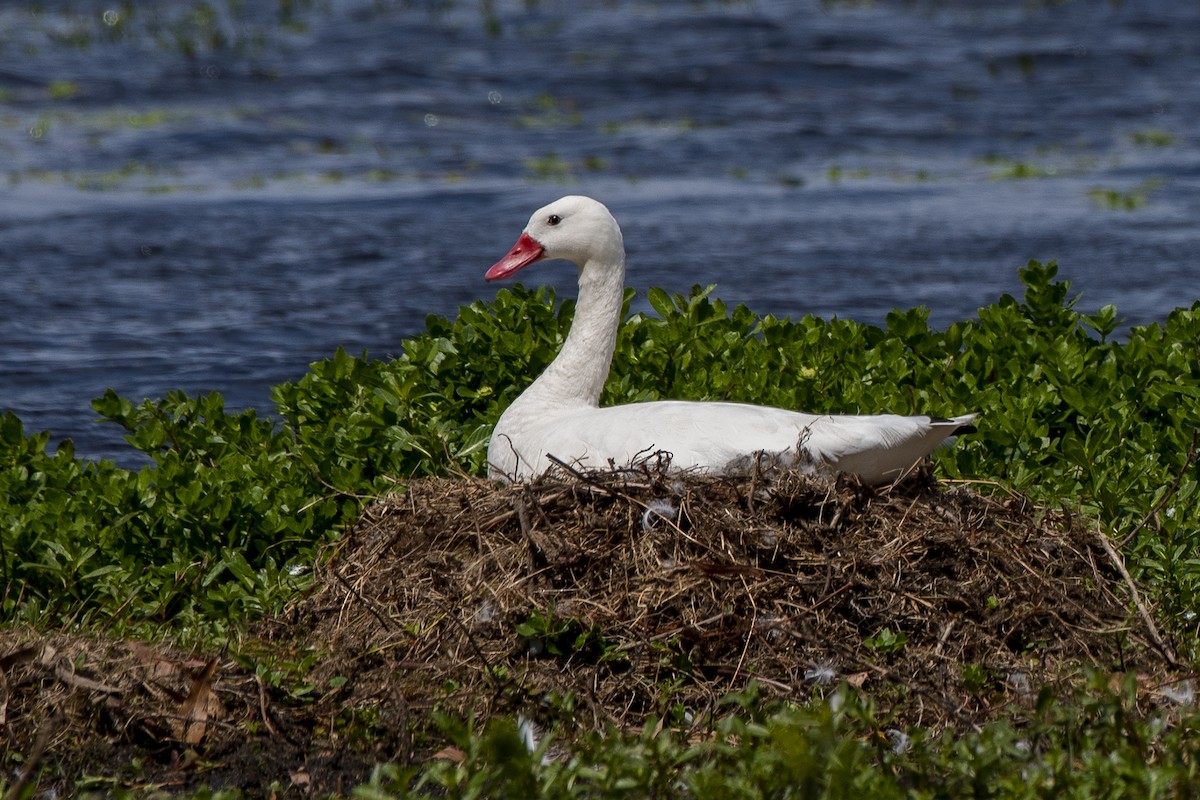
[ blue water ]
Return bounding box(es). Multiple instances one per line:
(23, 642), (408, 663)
(2, 0), (1198, 463)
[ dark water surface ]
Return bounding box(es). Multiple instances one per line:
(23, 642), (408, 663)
(1, 0), (1197, 462)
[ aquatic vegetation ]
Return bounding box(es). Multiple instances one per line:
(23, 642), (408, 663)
(75, 160), (163, 190)
(910, 167), (932, 181)
(826, 164), (872, 183)
(598, 117), (699, 135)
(6, 161), (177, 191)
(982, 155), (1059, 180)
(517, 94), (584, 129)
(522, 152), (575, 181)
(45, 79), (80, 100)
(1130, 128), (1176, 147)
(980, 149), (1107, 181)
(9, 104), (199, 159)
(10, 0), (313, 61)
(120, 107), (190, 128)
(1088, 179), (1167, 210)
(365, 167), (399, 182)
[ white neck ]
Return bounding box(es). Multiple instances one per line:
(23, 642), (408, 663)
(510, 252), (626, 412)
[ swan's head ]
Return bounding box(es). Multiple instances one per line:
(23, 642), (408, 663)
(486, 195), (624, 281)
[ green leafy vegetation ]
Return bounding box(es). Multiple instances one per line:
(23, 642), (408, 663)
(4, 263), (1200, 794)
(515, 607), (615, 661)
(5, 264), (1200, 639)
(355, 678), (1200, 800)
(0, 391), (349, 641)
(864, 627), (908, 656)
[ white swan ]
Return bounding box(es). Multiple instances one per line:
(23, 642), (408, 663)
(485, 195), (977, 484)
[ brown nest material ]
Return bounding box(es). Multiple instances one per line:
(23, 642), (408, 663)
(0, 467), (1182, 795)
(276, 464), (1175, 739)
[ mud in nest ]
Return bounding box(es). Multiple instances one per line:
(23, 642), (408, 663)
(274, 465), (1172, 739)
(0, 467), (1181, 795)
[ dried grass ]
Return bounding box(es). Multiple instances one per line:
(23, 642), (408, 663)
(280, 464), (1167, 735)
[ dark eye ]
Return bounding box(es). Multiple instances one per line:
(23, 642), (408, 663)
(547, 214), (562, 226)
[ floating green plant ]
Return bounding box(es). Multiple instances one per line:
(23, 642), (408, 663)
(1087, 179), (1166, 211)
(73, 161), (160, 190)
(1129, 129), (1175, 147)
(365, 168), (399, 182)
(123, 108), (183, 128)
(516, 94), (583, 129)
(826, 165), (870, 183)
(981, 154), (1059, 180)
(522, 153), (573, 181)
(46, 80), (81, 100)
(599, 117), (698, 136)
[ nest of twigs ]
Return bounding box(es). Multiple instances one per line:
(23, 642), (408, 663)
(0, 465), (1181, 795)
(281, 463), (1172, 738)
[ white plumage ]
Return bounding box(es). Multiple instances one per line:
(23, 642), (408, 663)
(484, 195), (977, 484)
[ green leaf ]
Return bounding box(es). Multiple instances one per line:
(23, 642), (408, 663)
(647, 286), (674, 318)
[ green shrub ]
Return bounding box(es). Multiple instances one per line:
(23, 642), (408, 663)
(3, 262), (1200, 639)
(354, 679), (1200, 799)
(1, 391), (346, 638)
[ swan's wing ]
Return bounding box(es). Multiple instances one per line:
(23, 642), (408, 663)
(500, 401), (974, 483)
(801, 412), (978, 483)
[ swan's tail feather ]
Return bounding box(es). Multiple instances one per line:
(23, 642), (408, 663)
(932, 413), (980, 436)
